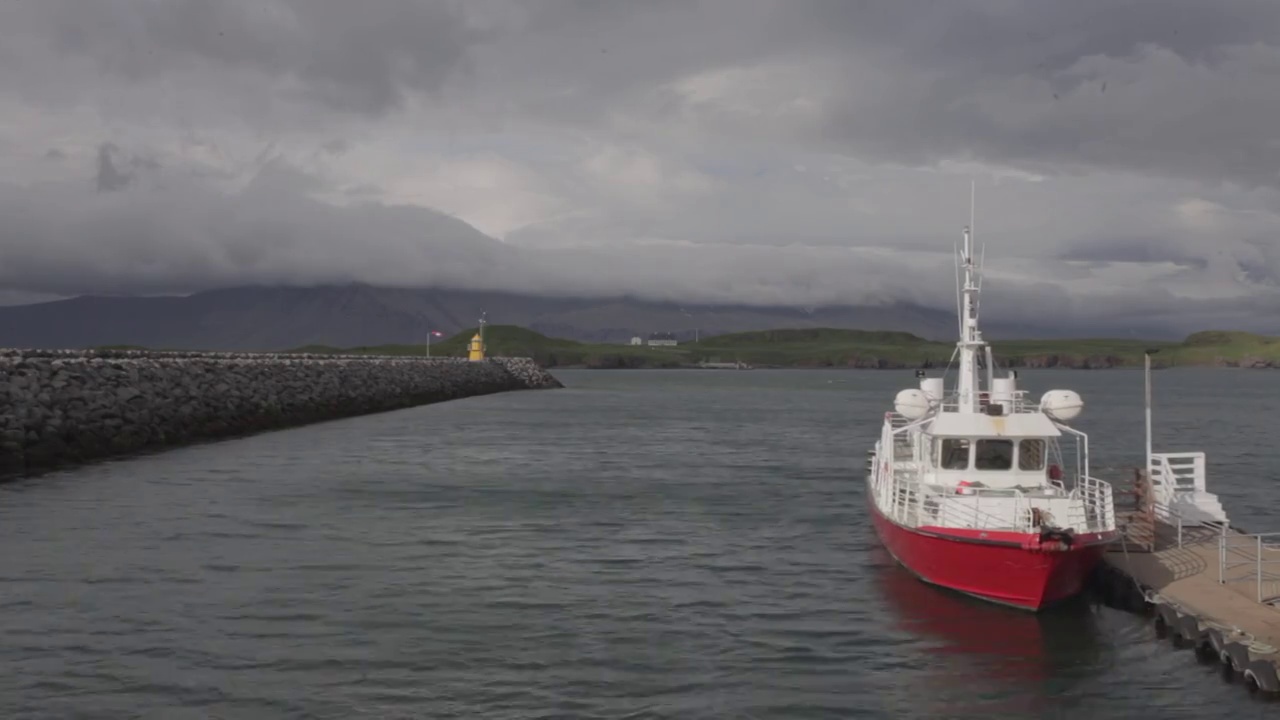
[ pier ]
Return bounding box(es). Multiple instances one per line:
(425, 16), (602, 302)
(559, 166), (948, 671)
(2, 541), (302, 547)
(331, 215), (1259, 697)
(1096, 450), (1280, 696)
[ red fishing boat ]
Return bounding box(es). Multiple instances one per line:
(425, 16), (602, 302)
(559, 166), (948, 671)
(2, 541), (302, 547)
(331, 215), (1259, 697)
(865, 217), (1119, 611)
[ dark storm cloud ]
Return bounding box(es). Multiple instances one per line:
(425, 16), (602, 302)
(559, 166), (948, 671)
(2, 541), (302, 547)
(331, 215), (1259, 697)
(10, 0), (1280, 187)
(0, 0), (1279, 332)
(95, 143), (131, 192)
(0, 161), (512, 297)
(12, 0), (480, 115)
(1058, 237), (1210, 269)
(714, 0), (1280, 189)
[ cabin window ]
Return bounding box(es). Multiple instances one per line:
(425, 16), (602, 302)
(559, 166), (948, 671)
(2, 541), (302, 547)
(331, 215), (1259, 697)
(974, 439), (1014, 470)
(938, 439), (970, 470)
(1018, 439), (1046, 471)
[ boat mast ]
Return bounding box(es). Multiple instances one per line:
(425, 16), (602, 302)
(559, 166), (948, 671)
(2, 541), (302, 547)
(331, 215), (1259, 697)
(955, 188), (985, 414)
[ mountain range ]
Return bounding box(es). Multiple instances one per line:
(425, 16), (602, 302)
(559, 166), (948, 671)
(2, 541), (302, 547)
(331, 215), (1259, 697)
(0, 283), (1188, 352)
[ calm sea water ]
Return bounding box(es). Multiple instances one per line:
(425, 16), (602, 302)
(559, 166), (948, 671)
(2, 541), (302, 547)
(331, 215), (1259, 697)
(1, 368), (1277, 719)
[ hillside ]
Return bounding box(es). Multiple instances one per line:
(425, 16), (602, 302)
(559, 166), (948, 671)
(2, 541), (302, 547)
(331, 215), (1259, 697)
(0, 284), (969, 351)
(289, 325), (689, 369)
(0, 283), (1193, 352)
(284, 326), (1280, 369)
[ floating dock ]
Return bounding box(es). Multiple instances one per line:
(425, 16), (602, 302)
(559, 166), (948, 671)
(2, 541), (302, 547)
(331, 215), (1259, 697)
(1094, 450), (1280, 696)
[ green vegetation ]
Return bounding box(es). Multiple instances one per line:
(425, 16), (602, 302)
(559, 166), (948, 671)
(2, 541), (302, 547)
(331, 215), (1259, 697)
(279, 325), (1280, 369)
(281, 325), (689, 368)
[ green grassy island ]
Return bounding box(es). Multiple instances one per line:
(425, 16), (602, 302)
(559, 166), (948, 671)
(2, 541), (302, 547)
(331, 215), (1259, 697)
(281, 326), (1280, 370)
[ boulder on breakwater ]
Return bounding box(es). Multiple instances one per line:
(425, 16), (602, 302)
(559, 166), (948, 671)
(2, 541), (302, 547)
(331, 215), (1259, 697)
(0, 348), (562, 478)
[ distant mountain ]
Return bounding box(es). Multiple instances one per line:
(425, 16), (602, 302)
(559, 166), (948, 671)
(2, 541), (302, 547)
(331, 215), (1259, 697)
(0, 284), (1182, 351)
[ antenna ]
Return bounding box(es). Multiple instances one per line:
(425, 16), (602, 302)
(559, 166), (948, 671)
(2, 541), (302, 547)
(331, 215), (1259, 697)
(954, 234), (963, 337)
(953, 179), (986, 413)
(969, 178), (976, 241)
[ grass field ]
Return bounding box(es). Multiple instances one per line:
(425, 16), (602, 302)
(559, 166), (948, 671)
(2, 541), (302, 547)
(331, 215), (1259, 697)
(279, 326), (1280, 369)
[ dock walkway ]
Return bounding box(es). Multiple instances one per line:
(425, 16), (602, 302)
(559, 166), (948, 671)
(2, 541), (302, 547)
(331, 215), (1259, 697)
(1101, 473), (1280, 693)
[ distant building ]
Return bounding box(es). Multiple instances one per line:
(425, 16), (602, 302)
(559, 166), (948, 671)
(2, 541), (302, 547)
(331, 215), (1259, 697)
(630, 336), (643, 346)
(647, 332), (678, 347)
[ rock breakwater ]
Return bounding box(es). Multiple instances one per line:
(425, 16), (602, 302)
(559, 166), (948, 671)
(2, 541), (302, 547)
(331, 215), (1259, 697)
(0, 349), (562, 478)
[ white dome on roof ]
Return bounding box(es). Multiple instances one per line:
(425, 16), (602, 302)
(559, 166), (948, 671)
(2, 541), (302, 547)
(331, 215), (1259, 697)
(895, 388), (931, 420)
(1040, 390), (1083, 421)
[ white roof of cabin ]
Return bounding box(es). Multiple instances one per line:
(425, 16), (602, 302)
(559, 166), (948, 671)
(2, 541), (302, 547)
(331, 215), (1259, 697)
(926, 411), (1061, 438)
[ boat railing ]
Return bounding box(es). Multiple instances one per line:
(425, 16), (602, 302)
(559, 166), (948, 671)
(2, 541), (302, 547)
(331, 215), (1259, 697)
(888, 412), (914, 430)
(1065, 475), (1116, 535)
(936, 389), (1042, 415)
(892, 481), (922, 527)
(926, 486), (1036, 532)
(884, 477), (1030, 533)
(877, 417), (919, 527)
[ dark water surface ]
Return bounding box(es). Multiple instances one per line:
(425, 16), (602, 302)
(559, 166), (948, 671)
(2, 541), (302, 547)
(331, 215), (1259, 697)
(1, 368), (1277, 719)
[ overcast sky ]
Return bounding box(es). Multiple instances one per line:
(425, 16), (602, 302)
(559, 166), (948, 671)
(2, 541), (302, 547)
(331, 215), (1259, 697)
(2, 0), (1279, 331)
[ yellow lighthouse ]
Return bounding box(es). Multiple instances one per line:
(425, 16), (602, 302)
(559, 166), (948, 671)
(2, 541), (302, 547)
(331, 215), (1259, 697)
(468, 312), (487, 361)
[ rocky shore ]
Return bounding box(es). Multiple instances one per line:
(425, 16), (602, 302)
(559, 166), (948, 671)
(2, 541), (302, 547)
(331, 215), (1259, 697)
(0, 349), (562, 478)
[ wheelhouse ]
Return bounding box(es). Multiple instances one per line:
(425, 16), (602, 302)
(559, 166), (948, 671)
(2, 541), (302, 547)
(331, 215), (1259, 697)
(922, 411), (1078, 492)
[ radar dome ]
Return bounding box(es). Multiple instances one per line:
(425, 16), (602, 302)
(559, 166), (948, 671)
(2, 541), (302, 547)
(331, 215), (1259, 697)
(1040, 390), (1083, 421)
(894, 388), (932, 420)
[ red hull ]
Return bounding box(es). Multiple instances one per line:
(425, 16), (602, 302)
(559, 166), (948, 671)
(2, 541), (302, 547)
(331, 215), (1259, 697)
(867, 489), (1115, 611)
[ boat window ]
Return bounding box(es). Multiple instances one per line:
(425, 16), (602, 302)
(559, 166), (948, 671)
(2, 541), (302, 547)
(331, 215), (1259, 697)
(974, 439), (1014, 470)
(938, 439), (970, 469)
(1018, 439), (1046, 471)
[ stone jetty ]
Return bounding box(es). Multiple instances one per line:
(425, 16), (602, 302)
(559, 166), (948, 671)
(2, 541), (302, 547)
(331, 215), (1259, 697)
(0, 348), (562, 478)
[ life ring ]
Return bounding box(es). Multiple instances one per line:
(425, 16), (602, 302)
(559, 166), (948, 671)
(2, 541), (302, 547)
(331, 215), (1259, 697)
(1047, 464), (1063, 481)
(955, 480), (976, 495)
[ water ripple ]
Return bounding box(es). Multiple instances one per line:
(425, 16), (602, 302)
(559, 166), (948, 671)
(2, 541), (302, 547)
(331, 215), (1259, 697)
(0, 369), (1275, 718)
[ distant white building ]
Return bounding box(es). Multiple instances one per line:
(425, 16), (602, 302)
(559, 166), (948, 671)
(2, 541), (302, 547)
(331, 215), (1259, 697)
(647, 332), (678, 347)
(630, 336), (643, 346)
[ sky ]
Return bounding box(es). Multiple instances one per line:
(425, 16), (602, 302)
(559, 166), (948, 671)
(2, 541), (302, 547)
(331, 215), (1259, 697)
(2, 0), (1280, 332)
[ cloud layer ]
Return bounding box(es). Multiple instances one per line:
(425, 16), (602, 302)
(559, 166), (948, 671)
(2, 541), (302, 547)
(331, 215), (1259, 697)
(2, 0), (1280, 333)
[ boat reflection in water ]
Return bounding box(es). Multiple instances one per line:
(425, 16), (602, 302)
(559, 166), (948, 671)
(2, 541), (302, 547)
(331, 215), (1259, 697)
(872, 547), (1106, 717)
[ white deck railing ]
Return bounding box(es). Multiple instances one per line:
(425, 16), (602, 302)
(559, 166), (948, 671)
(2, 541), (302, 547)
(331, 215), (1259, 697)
(923, 485), (1035, 532)
(1150, 452), (1206, 502)
(872, 413), (1116, 536)
(1148, 451), (1227, 526)
(1068, 475), (1116, 535)
(935, 389), (1043, 414)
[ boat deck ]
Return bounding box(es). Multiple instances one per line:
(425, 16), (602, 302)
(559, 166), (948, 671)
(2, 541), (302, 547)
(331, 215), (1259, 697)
(1103, 519), (1280, 688)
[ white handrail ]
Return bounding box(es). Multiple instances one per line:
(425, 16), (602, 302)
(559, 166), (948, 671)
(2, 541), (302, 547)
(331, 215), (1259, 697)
(1066, 476), (1115, 534)
(935, 389), (1043, 414)
(1220, 529), (1280, 604)
(1150, 452), (1206, 505)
